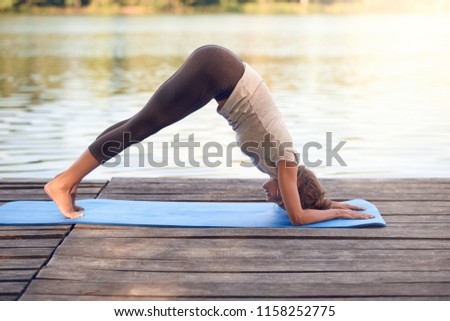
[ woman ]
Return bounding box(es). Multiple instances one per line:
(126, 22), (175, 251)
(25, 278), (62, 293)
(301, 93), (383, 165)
(45, 45), (374, 225)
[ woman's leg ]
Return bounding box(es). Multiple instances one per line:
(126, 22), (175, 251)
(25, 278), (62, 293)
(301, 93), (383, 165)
(87, 46), (244, 163)
(45, 45), (244, 218)
(95, 118), (131, 141)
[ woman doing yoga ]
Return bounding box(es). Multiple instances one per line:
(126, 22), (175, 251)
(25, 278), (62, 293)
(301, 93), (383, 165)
(45, 45), (374, 225)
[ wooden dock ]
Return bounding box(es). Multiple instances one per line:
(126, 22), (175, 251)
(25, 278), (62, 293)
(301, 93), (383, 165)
(1, 177), (450, 300)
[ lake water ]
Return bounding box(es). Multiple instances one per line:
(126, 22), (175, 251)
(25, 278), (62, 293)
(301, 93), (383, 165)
(0, 14), (449, 179)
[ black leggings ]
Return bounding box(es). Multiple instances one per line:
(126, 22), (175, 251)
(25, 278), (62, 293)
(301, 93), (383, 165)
(88, 45), (245, 163)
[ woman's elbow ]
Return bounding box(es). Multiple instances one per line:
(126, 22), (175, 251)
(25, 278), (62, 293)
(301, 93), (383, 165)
(290, 209), (318, 226)
(290, 212), (306, 226)
(291, 218), (308, 226)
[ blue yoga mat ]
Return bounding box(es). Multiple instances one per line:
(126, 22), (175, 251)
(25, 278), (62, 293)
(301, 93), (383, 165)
(0, 198), (385, 228)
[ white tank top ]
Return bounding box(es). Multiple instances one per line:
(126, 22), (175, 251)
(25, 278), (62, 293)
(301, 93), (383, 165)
(217, 63), (299, 178)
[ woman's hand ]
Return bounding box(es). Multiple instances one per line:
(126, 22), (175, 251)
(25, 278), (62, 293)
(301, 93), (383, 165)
(330, 201), (375, 219)
(335, 209), (375, 220)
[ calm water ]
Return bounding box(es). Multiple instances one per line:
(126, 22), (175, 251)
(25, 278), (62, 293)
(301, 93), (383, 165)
(0, 14), (449, 179)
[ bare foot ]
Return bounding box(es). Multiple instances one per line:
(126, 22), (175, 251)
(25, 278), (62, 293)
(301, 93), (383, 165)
(72, 196), (85, 212)
(44, 177), (84, 219)
(54, 174), (85, 212)
(70, 183), (85, 212)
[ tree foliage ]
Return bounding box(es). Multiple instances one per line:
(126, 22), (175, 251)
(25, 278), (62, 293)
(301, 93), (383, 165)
(1, 0), (442, 13)
(0, 0), (357, 11)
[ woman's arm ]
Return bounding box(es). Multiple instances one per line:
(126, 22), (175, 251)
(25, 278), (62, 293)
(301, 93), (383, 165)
(330, 201), (365, 210)
(277, 161), (375, 226)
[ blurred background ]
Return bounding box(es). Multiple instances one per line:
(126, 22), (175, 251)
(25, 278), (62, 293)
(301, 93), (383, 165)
(0, 1), (449, 179)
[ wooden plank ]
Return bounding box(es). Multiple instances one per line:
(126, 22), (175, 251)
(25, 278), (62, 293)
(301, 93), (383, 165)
(102, 177), (450, 190)
(100, 184), (450, 196)
(98, 191), (450, 202)
(19, 294), (450, 301)
(0, 183), (106, 189)
(0, 193), (99, 202)
(36, 269), (450, 285)
(325, 193), (450, 201)
(106, 177), (450, 186)
(0, 178), (107, 184)
(59, 238), (450, 251)
(98, 177), (450, 201)
(0, 258), (46, 269)
(100, 184), (262, 194)
(107, 177), (260, 185)
(0, 179), (108, 202)
(385, 223), (450, 229)
(0, 226), (72, 231)
(376, 202), (450, 215)
(0, 239), (60, 248)
(0, 269), (36, 281)
(102, 194), (450, 202)
(0, 295), (18, 301)
(98, 192), (263, 202)
(54, 244), (450, 260)
(69, 226), (450, 240)
(322, 180), (450, 189)
(0, 282), (27, 295)
(0, 189), (101, 198)
(0, 229), (70, 239)
(45, 255), (450, 273)
(382, 216), (450, 223)
(24, 279), (450, 297)
(320, 178), (450, 187)
(0, 186), (103, 192)
(0, 248), (54, 258)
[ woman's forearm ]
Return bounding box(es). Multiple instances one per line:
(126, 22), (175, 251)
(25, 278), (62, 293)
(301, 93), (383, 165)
(292, 209), (340, 226)
(291, 208), (375, 226)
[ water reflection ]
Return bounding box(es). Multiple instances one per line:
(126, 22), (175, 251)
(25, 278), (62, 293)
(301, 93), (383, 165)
(0, 14), (449, 178)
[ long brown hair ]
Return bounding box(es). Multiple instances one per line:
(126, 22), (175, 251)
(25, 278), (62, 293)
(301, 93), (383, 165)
(297, 165), (332, 210)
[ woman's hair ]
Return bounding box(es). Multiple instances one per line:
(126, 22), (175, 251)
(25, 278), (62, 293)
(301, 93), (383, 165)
(296, 165), (332, 210)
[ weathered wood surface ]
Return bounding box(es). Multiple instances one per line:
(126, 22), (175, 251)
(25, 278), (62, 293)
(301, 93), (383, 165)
(1, 177), (450, 300)
(0, 179), (107, 301)
(21, 280), (450, 298)
(67, 225), (450, 239)
(17, 294), (450, 301)
(98, 177), (450, 201)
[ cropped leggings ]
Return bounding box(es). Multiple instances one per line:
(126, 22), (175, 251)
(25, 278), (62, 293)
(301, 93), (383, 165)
(88, 45), (245, 163)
